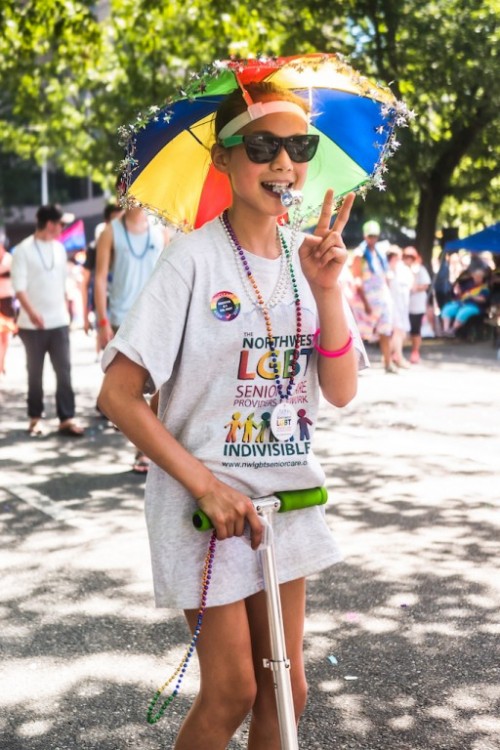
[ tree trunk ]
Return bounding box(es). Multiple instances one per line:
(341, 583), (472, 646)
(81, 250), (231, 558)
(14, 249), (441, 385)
(415, 179), (446, 274)
(414, 108), (489, 275)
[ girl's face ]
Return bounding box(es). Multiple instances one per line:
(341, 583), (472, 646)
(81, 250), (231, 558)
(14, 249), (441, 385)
(213, 111), (310, 218)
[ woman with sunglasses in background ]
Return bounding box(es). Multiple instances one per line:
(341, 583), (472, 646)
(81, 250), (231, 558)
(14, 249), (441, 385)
(98, 82), (366, 749)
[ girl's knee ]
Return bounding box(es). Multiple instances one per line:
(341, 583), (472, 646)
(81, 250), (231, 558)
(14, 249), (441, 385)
(225, 680), (257, 717)
(253, 671), (308, 723)
(176, 681), (256, 748)
(202, 673), (257, 722)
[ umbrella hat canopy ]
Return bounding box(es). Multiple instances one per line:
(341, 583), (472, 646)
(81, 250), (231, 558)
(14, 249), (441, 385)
(120, 54), (410, 231)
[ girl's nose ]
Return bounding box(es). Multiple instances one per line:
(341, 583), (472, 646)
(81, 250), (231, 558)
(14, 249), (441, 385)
(270, 144), (293, 169)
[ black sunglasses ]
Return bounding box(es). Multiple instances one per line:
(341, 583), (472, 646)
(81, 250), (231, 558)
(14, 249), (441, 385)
(219, 133), (319, 163)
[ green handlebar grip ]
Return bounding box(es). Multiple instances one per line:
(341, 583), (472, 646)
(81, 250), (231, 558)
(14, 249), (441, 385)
(192, 487), (328, 530)
(274, 486), (328, 511)
(192, 509), (214, 531)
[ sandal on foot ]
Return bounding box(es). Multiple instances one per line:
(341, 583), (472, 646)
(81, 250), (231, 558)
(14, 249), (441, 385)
(58, 419), (85, 437)
(132, 452), (150, 474)
(385, 362), (399, 374)
(28, 419), (45, 437)
(394, 358), (410, 369)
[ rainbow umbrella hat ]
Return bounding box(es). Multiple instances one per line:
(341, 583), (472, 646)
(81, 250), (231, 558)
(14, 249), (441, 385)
(120, 53), (410, 231)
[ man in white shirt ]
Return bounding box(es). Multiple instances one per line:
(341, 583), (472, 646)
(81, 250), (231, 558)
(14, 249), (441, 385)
(11, 204), (84, 437)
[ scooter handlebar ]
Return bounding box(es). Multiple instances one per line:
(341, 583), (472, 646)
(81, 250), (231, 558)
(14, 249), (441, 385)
(192, 486), (328, 531)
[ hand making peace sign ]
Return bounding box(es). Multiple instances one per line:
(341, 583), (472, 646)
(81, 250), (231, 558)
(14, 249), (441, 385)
(298, 189), (355, 290)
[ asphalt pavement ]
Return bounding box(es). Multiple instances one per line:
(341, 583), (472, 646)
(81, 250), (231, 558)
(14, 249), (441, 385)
(1, 330), (499, 750)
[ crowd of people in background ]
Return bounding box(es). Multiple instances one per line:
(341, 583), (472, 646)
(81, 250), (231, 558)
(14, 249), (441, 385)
(345, 220), (496, 372)
(345, 220), (434, 373)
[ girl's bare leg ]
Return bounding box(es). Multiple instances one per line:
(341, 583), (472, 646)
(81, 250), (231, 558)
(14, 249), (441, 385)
(411, 332), (423, 352)
(246, 578), (307, 749)
(0, 331), (9, 373)
(391, 328), (407, 364)
(174, 600), (257, 750)
(379, 333), (392, 368)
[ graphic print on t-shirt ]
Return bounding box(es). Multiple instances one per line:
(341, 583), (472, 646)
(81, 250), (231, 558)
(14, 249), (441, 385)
(221, 325), (315, 463)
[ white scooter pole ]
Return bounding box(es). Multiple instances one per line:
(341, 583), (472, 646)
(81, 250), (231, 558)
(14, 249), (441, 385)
(254, 497), (299, 750)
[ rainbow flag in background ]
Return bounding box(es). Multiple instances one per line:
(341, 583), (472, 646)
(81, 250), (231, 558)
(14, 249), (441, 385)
(60, 220), (86, 252)
(460, 283), (489, 301)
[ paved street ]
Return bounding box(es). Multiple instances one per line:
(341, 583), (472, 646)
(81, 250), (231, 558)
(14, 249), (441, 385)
(1, 330), (499, 750)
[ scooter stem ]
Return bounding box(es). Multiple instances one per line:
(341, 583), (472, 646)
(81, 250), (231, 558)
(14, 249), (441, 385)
(258, 506), (300, 750)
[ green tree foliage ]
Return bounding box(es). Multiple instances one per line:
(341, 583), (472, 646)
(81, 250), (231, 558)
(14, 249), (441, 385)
(0, 0), (103, 177)
(335, 0), (499, 260)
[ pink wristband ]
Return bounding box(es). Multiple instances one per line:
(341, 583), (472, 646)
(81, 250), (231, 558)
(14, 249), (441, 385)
(313, 329), (353, 358)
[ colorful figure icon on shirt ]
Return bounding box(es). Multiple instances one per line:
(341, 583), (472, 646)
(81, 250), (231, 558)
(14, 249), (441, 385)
(242, 412), (259, 443)
(255, 411), (272, 443)
(297, 408), (313, 440)
(225, 411), (243, 442)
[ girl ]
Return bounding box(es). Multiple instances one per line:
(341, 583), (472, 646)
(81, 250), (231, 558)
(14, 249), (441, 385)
(386, 245), (412, 367)
(402, 246), (431, 362)
(98, 82), (366, 749)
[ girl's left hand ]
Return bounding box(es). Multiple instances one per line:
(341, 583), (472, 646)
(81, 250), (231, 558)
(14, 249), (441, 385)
(298, 190), (355, 290)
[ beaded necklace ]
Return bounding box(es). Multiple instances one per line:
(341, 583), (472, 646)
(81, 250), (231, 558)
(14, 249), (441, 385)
(220, 210), (302, 403)
(228, 226), (289, 309)
(34, 238), (55, 272)
(147, 531), (216, 724)
(122, 216), (152, 259)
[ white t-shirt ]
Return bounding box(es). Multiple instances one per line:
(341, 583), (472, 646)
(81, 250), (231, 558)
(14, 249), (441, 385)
(11, 235), (69, 329)
(388, 261), (413, 331)
(409, 264), (431, 315)
(102, 218), (367, 609)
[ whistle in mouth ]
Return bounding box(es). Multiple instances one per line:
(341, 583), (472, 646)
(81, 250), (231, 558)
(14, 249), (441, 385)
(280, 189), (303, 208)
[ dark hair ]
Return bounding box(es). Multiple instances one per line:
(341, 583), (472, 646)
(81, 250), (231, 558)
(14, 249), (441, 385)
(386, 245), (402, 261)
(36, 204), (64, 229)
(103, 203), (122, 221)
(403, 246), (420, 262)
(214, 82), (310, 138)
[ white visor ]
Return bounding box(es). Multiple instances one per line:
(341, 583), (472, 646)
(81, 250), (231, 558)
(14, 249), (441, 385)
(218, 100), (309, 140)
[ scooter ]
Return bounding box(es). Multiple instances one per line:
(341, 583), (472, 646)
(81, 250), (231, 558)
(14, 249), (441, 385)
(193, 486), (328, 750)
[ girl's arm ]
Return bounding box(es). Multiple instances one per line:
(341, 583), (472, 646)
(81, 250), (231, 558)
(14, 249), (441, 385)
(299, 191), (358, 407)
(351, 254), (371, 313)
(97, 353), (263, 548)
(94, 225), (114, 348)
(80, 267), (92, 333)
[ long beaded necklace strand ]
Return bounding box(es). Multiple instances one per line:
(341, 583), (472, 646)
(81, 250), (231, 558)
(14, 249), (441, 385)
(122, 216), (152, 260)
(147, 530), (217, 724)
(34, 239), (55, 272)
(220, 210), (302, 402)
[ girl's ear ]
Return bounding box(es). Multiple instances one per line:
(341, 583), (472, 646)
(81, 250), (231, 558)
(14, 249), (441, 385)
(211, 143), (230, 173)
